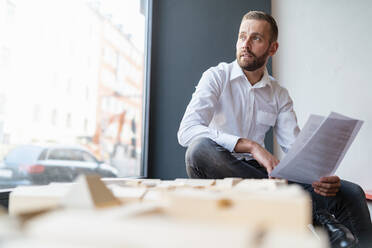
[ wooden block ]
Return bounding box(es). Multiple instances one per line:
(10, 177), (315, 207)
(0, 210), (23, 238)
(139, 179), (162, 188)
(0, 205), (7, 216)
(9, 184), (71, 216)
(156, 180), (180, 190)
(1, 239), (86, 248)
(24, 208), (256, 248)
(215, 178), (243, 190)
(164, 185), (311, 233)
(107, 185), (147, 203)
(260, 229), (329, 248)
(141, 188), (170, 204)
(61, 175), (121, 209)
(9, 178), (146, 216)
(174, 178), (216, 188)
(1, 226), (328, 248)
(233, 179), (287, 192)
(101, 178), (133, 187)
(105, 178), (162, 188)
(107, 178), (145, 187)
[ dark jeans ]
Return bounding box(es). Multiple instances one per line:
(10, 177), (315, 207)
(185, 137), (372, 247)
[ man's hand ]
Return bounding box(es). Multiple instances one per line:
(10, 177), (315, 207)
(234, 138), (279, 174)
(312, 176), (341, 197)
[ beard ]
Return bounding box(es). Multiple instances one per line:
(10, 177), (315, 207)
(236, 46), (270, 71)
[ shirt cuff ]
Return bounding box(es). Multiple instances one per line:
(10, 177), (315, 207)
(214, 132), (240, 152)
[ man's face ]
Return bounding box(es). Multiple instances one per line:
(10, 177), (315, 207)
(236, 19), (277, 71)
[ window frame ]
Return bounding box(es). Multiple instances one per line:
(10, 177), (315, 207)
(140, 0), (153, 178)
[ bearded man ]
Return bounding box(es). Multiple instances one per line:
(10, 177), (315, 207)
(178, 11), (372, 248)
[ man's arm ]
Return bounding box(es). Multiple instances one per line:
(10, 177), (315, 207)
(234, 138), (279, 174)
(274, 87), (300, 153)
(178, 69), (240, 152)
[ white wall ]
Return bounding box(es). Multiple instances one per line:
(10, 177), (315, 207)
(272, 0), (372, 190)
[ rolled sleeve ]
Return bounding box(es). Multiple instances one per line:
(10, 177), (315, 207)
(214, 132), (240, 152)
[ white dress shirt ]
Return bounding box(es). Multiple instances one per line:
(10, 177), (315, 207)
(178, 60), (300, 158)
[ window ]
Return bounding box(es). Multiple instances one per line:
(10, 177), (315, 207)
(33, 105), (41, 122)
(82, 151), (98, 163)
(0, 94), (6, 114)
(38, 149), (48, 160)
(84, 118), (89, 133)
(48, 149), (84, 161)
(4, 145), (44, 165)
(0, 0), (151, 188)
(66, 113), (72, 128)
(51, 109), (58, 126)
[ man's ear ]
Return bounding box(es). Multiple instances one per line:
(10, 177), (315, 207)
(269, 41), (279, 56)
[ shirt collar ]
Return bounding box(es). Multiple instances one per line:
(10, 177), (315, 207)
(230, 60), (245, 80)
(230, 60), (271, 89)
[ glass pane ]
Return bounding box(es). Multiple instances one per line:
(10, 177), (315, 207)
(0, 0), (149, 188)
(48, 149), (84, 161)
(4, 145), (43, 165)
(81, 151), (98, 163)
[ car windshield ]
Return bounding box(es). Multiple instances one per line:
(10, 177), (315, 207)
(5, 146), (44, 164)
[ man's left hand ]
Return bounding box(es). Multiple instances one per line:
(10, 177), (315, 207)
(312, 176), (341, 197)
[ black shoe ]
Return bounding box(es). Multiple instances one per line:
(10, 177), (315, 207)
(314, 210), (357, 248)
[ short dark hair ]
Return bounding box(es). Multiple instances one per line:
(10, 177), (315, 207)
(242, 11), (278, 43)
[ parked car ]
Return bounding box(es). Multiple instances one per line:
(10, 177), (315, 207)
(2, 144), (118, 185)
(0, 162), (31, 189)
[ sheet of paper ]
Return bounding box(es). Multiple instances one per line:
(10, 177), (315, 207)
(328, 112), (364, 174)
(270, 113), (363, 184)
(278, 115), (324, 164)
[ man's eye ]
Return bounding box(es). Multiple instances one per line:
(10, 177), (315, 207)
(253, 36), (261, 41)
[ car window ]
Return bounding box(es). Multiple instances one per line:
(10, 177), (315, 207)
(4, 146), (43, 164)
(48, 149), (84, 161)
(81, 151), (98, 163)
(38, 149), (48, 160)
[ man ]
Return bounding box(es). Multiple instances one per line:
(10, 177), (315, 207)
(178, 11), (372, 248)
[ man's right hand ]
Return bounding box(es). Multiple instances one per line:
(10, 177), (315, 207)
(234, 138), (279, 174)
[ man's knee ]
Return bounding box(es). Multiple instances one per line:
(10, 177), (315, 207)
(185, 137), (216, 168)
(340, 180), (365, 200)
(185, 137), (224, 179)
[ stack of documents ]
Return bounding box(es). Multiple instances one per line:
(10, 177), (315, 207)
(271, 112), (363, 184)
